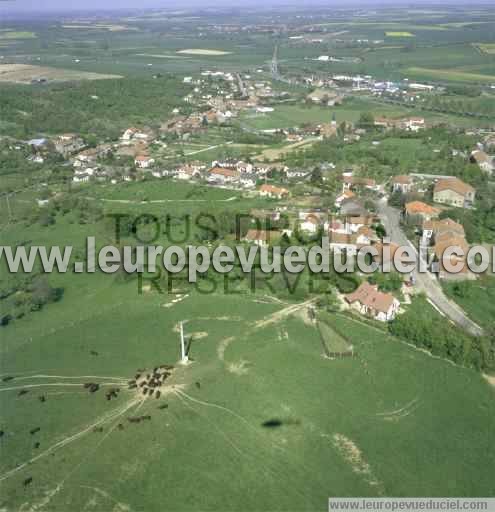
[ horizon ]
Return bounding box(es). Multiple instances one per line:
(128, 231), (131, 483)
(1, 0), (494, 16)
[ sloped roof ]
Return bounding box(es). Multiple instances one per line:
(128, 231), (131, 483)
(345, 282), (397, 314)
(244, 229), (270, 242)
(392, 175), (412, 185)
(434, 178), (475, 197)
(405, 201), (440, 216)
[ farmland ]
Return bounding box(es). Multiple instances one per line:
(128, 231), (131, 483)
(404, 67), (495, 84)
(476, 43), (495, 55)
(0, 31), (37, 40)
(0, 64), (122, 84)
(385, 31), (415, 37)
(1, 265), (495, 510)
(1, 3), (495, 509)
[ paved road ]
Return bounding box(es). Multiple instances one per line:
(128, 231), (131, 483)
(377, 199), (484, 337)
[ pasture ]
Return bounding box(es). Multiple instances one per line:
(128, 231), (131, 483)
(1, 275), (494, 510)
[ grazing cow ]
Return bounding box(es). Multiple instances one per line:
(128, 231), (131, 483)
(118, 424), (124, 431)
(18, 389), (29, 396)
(93, 427), (103, 433)
(30, 427), (40, 435)
(38, 395), (46, 403)
(34, 442), (40, 449)
(0, 430), (4, 437)
(143, 415), (151, 421)
(90, 350), (98, 356)
(23, 477), (33, 487)
(195, 382), (201, 389)
(158, 404), (168, 410)
(84, 383), (99, 393)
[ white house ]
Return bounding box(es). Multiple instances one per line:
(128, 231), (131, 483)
(135, 155), (155, 169)
(240, 174), (257, 189)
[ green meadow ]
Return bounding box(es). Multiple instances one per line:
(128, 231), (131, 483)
(1, 279), (494, 510)
(1, 181), (495, 509)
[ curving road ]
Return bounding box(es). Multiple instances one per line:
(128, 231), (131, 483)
(377, 199), (484, 337)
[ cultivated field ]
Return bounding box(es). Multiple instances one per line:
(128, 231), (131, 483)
(0, 64), (122, 84)
(403, 66), (495, 84)
(0, 31), (37, 40)
(176, 49), (232, 56)
(385, 31), (415, 37)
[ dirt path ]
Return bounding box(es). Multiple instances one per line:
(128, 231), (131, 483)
(253, 298), (317, 330)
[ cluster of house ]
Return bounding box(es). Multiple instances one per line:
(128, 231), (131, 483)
(374, 116), (426, 132)
(393, 174), (476, 209)
(421, 217), (473, 281)
(392, 175), (476, 280)
(241, 202), (402, 322)
(306, 89), (344, 107)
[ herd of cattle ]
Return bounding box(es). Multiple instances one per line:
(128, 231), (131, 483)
(2, 363), (182, 489)
(127, 364), (175, 399)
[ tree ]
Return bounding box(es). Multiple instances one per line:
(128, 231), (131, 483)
(357, 112), (375, 130)
(30, 277), (63, 309)
(310, 167), (322, 184)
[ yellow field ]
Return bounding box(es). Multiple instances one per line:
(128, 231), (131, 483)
(386, 31), (415, 37)
(0, 64), (122, 84)
(176, 49), (232, 56)
(405, 66), (495, 83)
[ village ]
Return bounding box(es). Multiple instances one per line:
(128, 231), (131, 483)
(3, 64), (494, 330)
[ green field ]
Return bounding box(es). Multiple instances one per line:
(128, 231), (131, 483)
(443, 276), (495, 331)
(83, 180), (240, 203)
(2, 5), (495, 508)
(0, 183), (494, 509)
(1, 278), (495, 510)
(404, 67), (495, 84)
(476, 43), (495, 55)
(0, 31), (37, 40)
